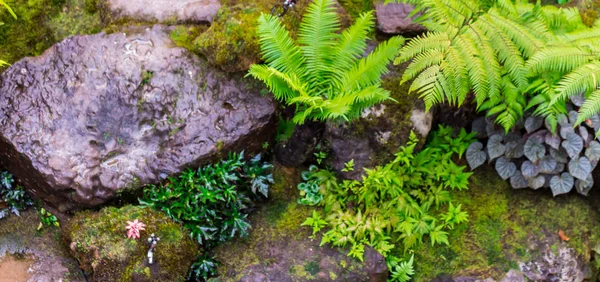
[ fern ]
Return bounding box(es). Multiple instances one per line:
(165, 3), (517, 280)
(387, 0), (597, 132)
(248, 0), (403, 124)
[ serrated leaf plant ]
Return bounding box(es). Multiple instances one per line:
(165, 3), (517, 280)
(297, 125), (473, 281)
(0, 171), (33, 220)
(248, 0), (404, 124)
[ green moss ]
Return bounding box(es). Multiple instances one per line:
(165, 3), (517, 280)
(412, 167), (600, 280)
(0, 0), (101, 64)
(338, 0), (373, 19)
(579, 0), (600, 26)
(64, 205), (199, 282)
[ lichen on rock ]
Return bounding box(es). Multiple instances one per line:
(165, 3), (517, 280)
(63, 205), (199, 282)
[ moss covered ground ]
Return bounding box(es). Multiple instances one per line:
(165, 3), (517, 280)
(64, 205), (199, 282)
(412, 165), (600, 280)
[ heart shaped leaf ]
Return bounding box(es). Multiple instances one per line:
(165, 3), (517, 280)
(560, 126), (575, 139)
(550, 148), (569, 163)
(557, 114), (569, 126)
(545, 133), (560, 150)
(505, 140), (525, 159)
(550, 172), (574, 196)
(525, 116), (543, 133)
(586, 141), (600, 162)
(466, 142), (486, 170)
(562, 133), (583, 158)
(524, 137), (546, 163)
(539, 156), (557, 174)
(568, 156), (592, 180)
(569, 111), (579, 124)
(521, 161), (540, 178)
(472, 118), (487, 138)
(528, 175), (545, 190)
(510, 172), (528, 189)
(487, 134), (505, 161)
(575, 175), (594, 196)
(495, 157), (517, 180)
(570, 95), (585, 107)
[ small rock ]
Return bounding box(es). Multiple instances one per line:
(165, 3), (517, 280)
(101, 0), (220, 24)
(500, 269), (525, 282)
(364, 246), (388, 282)
(375, 1), (425, 35)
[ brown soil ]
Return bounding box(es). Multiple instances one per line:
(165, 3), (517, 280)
(0, 255), (34, 282)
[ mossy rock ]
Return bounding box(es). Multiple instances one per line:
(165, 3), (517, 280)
(62, 205), (199, 282)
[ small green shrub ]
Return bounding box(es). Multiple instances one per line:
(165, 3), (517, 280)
(140, 152), (273, 247)
(297, 126), (474, 280)
(139, 152), (273, 280)
(37, 207), (59, 229)
(248, 0), (404, 124)
(0, 171), (33, 219)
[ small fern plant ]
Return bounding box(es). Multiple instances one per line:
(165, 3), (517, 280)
(385, 0), (595, 132)
(248, 0), (404, 124)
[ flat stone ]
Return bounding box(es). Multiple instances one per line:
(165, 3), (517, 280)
(0, 25), (275, 210)
(375, 1), (425, 35)
(102, 0), (221, 24)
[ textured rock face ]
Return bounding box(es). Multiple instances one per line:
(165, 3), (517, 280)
(375, 1), (425, 35)
(0, 25), (275, 210)
(102, 0), (220, 24)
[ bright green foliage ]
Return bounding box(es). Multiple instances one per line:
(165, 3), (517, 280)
(0, 171), (33, 219)
(37, 208), (59, 230)
(248, 0), (404, 124)
(387, 255), (414, 282)
(387, 0), (600, 132)
(139, 152), (273, 248)
(297, 165), (338, 206)
(298, 126), (474, 280)
(301, 210), (328, 236)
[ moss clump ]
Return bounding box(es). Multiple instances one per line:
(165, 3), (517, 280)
(411, 166), (600, 280)
(193, 4), (263, 72)
(338, 0), (373, 19)
(0, 0), (101, 64)
(63, 205), (199, 282)
(578, 0), (600, 26)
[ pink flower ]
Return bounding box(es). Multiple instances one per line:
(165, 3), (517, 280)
(125, 219), (146, 239)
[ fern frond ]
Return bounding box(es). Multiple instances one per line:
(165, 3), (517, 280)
(340, 36), (404, 93)
(256, 14), (305, 75)
(553, 61), (600, 104)
(247, 65), (307, 102)
(527, 47), (594, 75)
(576, 89), (600, 125)
(396, 32), (451, 64)
(330, 11), (375, 83)
(401, 48), (445, 84)
(298, 0), (340, 88)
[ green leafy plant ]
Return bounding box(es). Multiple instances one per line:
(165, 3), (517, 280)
(140, 152), (273, 248)
(301, 210), (328, 237)
(297, 165), (338, 206)
(298, 126), (473, 280)
(0, 171), (33, 219)
(188, 255), (218, 281)
(276, 117), (296, 143)
(248, 0), (404, 124)
(341, 159), (355, 172)
(387, 255), (414, 282)
(0, 0), (16, 65)
(38, 208), (59, 230)
(386, 0), (600, 132)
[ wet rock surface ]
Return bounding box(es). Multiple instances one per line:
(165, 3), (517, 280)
(375, 1), (425, 35)
(0, 210), (85, 282)
(101, 0), (221, 24)
(0, 25), (275, 210)
(519, 240), (591, 281)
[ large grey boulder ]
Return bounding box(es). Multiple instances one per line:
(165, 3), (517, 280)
(375, 1), (425, 35)
(101, 0), (220, 24)
(0, 25), (275, 211)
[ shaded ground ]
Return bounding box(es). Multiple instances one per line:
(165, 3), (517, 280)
(413, 165), (600, 280)
(0, 210), (85, 282)
(212, 164), (372, 281)
(0, 254), (33, 282)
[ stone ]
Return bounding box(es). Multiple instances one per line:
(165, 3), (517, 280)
(62, 205), (199, 282)
(374, 1), (425, 35)
(500, 269), (525, 282)
(274, 122), (325, 167)
(364, 245), (388, 282)
(100, 0), (220, 24)
(0, 210), (85, 281)
(0, 25), (276, 210)
(325, 61), (432, 180)
(519, 242), (591, 282)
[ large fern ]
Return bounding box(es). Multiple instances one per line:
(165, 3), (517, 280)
(248, 0), (403, 124)
(387, 0), (593, 132)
